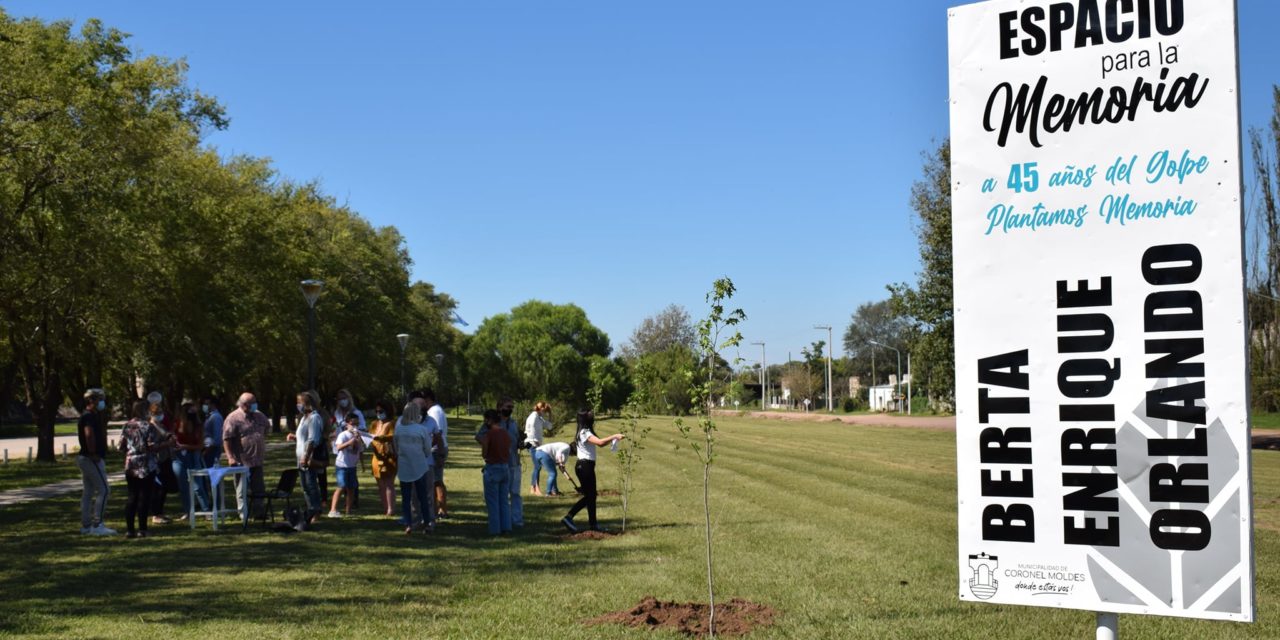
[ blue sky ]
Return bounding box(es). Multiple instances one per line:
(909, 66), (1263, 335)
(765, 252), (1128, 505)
(6, 1), (1280, 363)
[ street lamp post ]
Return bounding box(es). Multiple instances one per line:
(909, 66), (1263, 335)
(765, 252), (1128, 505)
(870, 340), (902, 413)
(300, 279), (325, 391)
(814, 325), (833, 412)
(396, 333), (410, 402)
(434, 353), (445, 404)
(751, 341), (767, 409)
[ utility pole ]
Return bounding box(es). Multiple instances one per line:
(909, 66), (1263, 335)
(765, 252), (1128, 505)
(300, 279), (325, 392)
(814, 325), (833, 412)
(751, 341), (766, 409)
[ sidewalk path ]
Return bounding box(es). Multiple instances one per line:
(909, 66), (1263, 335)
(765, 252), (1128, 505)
(0, 441), (292, 508)
(0, 472), (127, 507)
(715, 410), (955, 430)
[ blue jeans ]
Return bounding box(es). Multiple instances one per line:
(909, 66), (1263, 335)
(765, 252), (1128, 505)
(400, 473), (432, 527)
(300, 467), (323, 514)
(173, 450), (210, 515)
(508, 463), (523, 527)
(533, 450), (559, 494)
(483, 464), (512, 535)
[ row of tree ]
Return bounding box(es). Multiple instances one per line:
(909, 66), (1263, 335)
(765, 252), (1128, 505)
(0, 13), (464, 460)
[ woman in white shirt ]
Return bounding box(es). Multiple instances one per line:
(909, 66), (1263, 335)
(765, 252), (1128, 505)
(393, 402), (434, 534)
(561, 410), (623, 533)
(286, 390), (326, 525)
(524, 402), (552, 495)
(534, 441), (572, 496)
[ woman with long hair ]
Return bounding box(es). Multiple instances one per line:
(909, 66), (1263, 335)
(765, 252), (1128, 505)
(369, 400), (398, 517)
(561, 410), (624, 533)
(287, 390), (326, 525)
(172, 402), (210, 521)
(524, 401), (552, 496)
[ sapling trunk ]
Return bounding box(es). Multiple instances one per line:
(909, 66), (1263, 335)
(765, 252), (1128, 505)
(703, 432), (716, 638)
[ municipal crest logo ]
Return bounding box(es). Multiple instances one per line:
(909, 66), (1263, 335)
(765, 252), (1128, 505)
(967, 553), (998, 600)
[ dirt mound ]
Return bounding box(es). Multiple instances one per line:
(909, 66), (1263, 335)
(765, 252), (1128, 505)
(562, 530), (619, 541)
(597, 489), (621, 497)
(585, 596), (777, 638)
(1254, 434), (1280, 450)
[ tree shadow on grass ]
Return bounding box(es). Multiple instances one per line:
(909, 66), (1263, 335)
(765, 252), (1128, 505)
(0, 438), (658, 637)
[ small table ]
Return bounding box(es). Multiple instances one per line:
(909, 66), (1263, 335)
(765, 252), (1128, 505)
(187, 466), (249, 530)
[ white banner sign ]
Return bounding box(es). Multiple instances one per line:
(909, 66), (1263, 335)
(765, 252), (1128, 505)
(949, 0), (1254, 621)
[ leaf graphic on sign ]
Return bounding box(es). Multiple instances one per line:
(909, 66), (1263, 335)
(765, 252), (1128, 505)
(1086, 387), (1244, 616)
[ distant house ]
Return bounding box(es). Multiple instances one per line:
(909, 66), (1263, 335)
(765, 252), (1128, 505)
(868, 385), (896, 412)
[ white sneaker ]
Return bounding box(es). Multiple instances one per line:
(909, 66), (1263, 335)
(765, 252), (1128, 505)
(327, 510), (342, 518)
(90, 524), (117, 536)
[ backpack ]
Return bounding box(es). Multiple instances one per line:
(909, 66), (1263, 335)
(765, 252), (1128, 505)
(283, 505), (308, 532)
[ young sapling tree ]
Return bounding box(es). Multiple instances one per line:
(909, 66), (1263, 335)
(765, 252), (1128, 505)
(674, 277), (745, 639)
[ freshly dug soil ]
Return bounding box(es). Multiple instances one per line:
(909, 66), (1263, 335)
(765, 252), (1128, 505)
(562, 530), (619, 541)
(585, 596), (778, 638)
(597, 489), (621, 497)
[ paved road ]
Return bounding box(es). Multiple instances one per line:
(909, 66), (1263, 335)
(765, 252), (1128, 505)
(714, 409), (956, 429)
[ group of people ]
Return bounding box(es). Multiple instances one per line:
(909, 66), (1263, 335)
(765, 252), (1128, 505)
(76, 388), (226, 537)
(74, 385), (625, 538)
(499, 400), (625, 535)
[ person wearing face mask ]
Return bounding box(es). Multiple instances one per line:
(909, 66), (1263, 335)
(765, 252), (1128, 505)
(76, 388), (115, 535)
(330, 389), (365, 507)
(147, 393), (178, 525)
(474, 396), (523, 528)
(172, 402), (211, 521)
(369, 400), (398, 518)
(288, 390), (327, 526)
(222, 392), (269, 521)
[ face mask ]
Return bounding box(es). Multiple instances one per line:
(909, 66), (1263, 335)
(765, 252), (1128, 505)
(376, 412), (387, 421)
(202, 404), (210, 414)
(154, 413), (165, 422)
(96, 400), (106, 411)
(249, 403), (258, 413)
(339, 398), (349, 408)
(500, 408), (513, 418)
(296, 403), (306, 414)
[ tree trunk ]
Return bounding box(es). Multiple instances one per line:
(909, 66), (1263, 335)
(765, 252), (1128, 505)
(703, 459), (716, 638)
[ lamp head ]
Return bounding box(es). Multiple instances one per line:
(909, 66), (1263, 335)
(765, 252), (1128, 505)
(396, 333), (410, 350)
(300, 279), (325, 308)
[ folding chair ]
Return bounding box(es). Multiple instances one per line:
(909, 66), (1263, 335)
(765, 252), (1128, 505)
(248, 468), (299, 530)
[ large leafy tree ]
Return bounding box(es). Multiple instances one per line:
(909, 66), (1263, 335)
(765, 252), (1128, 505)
(0, 13), (225, 459)
(619, 304), (695, 360)
(464, 301), (611, 408)
(0, 12), (463, 455)
(843, 299), (911, 388)
(888, 140), (954, 410)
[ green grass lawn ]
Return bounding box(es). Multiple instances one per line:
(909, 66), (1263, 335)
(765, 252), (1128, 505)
(0, 422), (79, 439)
(2, 415), (1279, 639)
(0, 458), (87, 493)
